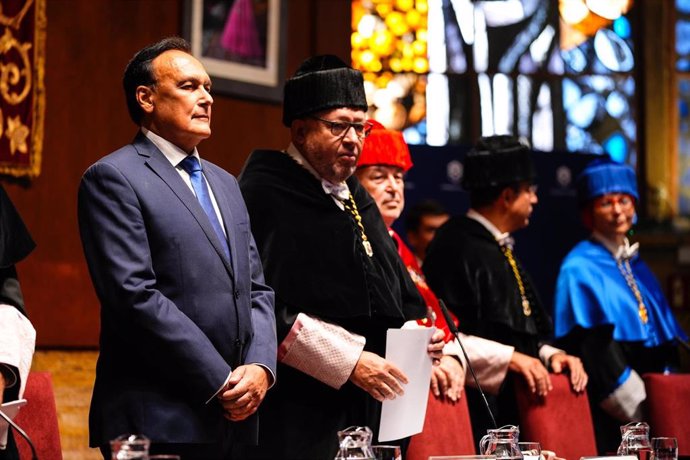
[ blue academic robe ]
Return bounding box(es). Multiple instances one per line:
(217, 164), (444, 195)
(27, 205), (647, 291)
(554, 239), (685, 348)
(554, 238), (687, 453)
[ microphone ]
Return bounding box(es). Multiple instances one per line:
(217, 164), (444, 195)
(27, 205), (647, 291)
(0, 405), (38, 460)
(438, 299), (497, 429)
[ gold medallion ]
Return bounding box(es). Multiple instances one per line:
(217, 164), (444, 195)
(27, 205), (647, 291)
(638, 303), (648, 324)
(363, 240), (373, 257)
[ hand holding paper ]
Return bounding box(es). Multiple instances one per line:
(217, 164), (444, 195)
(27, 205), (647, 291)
(350, 351), (408, 402)
(379, 327), (436, 442)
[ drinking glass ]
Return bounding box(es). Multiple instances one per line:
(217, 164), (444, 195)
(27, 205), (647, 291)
(371, 445), (402, 460)
(652, 437), (678, 460)
(110, 434), (150, 460)
(518, 442), (542, 460)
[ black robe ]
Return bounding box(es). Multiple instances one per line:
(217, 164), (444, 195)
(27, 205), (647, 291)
(0, 185), (35, 460)
(423, 216), (552, 440)
(238, 150), (425, 460)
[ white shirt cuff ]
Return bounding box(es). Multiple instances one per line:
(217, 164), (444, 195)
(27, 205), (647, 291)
(538, 344), (565, 367)
(207, 372), (233, 404)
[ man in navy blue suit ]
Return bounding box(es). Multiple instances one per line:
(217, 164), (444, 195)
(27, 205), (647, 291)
(78, 37), (276, 460)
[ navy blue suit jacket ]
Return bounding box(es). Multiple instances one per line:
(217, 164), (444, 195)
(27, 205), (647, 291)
(78, 132), (276, 447)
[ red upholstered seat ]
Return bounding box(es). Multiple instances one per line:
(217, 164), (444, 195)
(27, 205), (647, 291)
(407, 390), (476, 460)
(514, 373), (597, 460)
(14, 371), (63, 460)
(643, 373), (690, 456)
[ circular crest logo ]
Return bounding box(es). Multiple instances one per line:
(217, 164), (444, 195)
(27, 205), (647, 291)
(447, 160), (463, 185)
(556, 165), (572, 188)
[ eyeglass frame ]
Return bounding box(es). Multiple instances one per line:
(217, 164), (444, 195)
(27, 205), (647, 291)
(593, 193), (635, 211)
(310, 116), (374, 139)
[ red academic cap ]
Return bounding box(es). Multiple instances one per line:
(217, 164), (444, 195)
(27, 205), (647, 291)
(357, 120), (413, 172)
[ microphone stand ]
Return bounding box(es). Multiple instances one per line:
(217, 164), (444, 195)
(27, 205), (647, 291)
(438, 299), (497, 429)
(676, 336), (690, 354)
(0, 405), (38, 460)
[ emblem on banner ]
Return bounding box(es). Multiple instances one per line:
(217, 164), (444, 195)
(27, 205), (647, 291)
(0, 0), (46, 178)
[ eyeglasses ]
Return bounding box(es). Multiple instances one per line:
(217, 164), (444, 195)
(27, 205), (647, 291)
(594, 194), (635, 211)
(311, 116), (373, 139)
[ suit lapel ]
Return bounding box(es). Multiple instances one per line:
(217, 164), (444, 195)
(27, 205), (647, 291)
(132, 134), (235, 280)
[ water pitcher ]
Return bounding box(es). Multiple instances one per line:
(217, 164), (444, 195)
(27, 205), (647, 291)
(617, 422), (652, 460)
(479, 425), (524, 460)
(334, 426), (375, 460)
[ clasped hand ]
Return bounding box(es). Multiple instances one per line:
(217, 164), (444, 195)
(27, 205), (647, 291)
(217, 364), (270, 421)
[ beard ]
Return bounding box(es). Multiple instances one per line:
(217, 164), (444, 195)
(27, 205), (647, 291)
(301, 136), (357, 183)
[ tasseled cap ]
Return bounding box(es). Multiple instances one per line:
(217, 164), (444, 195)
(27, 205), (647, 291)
(461, 135), (536, 190)
(577, 158), (639, 204)
(282, 55), (368, 127)
(357, 120), (413, 172)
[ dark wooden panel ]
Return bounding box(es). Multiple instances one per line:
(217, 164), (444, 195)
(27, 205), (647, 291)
(3, 0), (350, 346)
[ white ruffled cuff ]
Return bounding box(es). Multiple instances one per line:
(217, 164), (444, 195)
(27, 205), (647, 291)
(278, 313), (365, 389)
(457, 333), (514, 395)
(0, 304), (36, 399)
(600, 369), (646, 422)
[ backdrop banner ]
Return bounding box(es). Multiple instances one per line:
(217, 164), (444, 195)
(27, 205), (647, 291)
(0, 0), (46, 178)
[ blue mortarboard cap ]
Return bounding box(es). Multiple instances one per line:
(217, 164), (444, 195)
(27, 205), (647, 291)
(577, 158), (639, 203)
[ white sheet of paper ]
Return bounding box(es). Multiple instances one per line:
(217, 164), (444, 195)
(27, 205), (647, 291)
(0, 399), (27, 449)
(378, 327), (435, 442)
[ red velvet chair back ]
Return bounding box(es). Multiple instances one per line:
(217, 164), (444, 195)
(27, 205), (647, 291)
(514, 373), (597, 460)
(14, 371), (63, 460)
(643, 373), (690, 455)
(407, 390), (476, 460)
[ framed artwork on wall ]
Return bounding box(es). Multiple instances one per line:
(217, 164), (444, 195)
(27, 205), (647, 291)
(184, 0), (287, 103)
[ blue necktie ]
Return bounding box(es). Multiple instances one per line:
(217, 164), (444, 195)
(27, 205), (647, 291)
(179, 156), (231, 260)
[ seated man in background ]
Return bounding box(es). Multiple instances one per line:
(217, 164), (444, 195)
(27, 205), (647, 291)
(405, 200), (449, 266)
(423, 135), (588, 441)
(553, 158), (688, 454)
(0, 185), (37, 460)
(355, 123), (557, 410)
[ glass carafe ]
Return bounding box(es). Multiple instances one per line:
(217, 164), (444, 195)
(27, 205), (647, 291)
(479, 425), (524, 460)
(110, 434), (150, 460)
(334, 426), (375, 460)
(617, 422), (652, 460)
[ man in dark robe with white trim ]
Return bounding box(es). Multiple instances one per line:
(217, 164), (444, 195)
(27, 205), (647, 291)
(423, 136), (588, 442)
(239, 55), (444, 460)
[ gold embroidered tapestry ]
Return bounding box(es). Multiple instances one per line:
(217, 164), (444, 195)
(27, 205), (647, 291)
(0, 0), (45, 178)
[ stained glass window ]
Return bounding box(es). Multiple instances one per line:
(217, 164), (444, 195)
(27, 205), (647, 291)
(677, 0), (690, 214)
(352, 0), (636, 164)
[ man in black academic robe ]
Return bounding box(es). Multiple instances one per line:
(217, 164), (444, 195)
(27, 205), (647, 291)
(423, 136), (588, 443)
(0, 185), (36, 460)
(239, 55), (443, 460)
